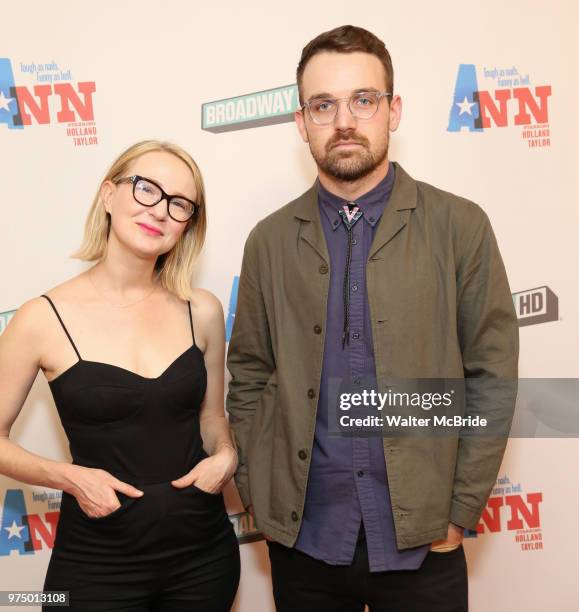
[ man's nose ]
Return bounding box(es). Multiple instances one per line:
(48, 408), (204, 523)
(333, 99), (357, 131)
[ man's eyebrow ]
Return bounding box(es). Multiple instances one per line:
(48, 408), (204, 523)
(306, 87), (381, 101)
(307, 92), (334, 101)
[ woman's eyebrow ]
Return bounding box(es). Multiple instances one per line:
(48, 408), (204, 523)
(136, 174), (193, 200)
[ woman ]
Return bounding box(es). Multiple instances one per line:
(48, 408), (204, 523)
(0, 141), (241, 610)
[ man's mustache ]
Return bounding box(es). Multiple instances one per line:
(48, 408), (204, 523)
(326, 134), (369, 152)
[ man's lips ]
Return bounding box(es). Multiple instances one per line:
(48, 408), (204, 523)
(331, 141), (363, 149)
(137, 222), (163, 236)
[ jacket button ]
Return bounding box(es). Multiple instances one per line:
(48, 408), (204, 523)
(318, 264), (328, 274)
(298, 449), (308, 460)
(307, 388), (316, 399)
(291, 511), (299, 521)
(313, 325), (322, 334)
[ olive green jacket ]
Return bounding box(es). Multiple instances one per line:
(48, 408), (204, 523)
(226, 162), (518, 550)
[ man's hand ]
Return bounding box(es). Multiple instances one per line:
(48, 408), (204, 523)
(430, 521), (464, 552)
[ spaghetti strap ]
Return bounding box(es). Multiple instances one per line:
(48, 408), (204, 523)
(40, 294), (82, 361)
(187, 300), (196, 347)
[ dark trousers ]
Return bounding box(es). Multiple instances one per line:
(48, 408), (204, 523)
(267, 526), (468, 612)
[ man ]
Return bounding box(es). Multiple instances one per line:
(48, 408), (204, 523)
(226, 25), (518, 612)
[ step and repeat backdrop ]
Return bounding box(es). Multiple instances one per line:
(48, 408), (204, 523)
(1, 1), (577, 610)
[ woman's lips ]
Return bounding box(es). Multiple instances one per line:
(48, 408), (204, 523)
(137, 223), (163, 236)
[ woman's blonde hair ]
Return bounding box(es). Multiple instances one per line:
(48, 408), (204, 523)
(72, 140), (207, 300)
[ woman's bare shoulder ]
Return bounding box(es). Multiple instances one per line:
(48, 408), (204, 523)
(40, 270), (91, 304)
(188, 287), (224, 320)
(12, 272), (91, 334)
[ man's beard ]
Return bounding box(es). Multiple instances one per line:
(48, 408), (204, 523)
(310, 131), (389, 182)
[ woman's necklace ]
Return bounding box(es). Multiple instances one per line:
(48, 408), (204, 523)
(88, 266), (158, 308)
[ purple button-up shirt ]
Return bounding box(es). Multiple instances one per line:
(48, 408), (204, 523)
(294, 163), (430, 571)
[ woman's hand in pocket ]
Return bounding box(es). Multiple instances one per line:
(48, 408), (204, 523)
(65, 464), (144, 518)
(171, 444), (237, 494)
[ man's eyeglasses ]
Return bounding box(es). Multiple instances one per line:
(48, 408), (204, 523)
(301, 91), (392, 125)
(115, 175), (198, 223)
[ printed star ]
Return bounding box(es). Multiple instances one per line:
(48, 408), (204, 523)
(0, 91), (14, 112)
(5, 520), (25, 539)
(456, 96), (476, 115)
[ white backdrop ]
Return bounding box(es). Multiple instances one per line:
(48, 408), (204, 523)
(1, 1), (578, 610)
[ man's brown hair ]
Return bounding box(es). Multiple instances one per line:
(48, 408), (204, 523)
(296, 25), (394, 105)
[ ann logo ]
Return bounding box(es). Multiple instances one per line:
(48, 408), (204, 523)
(447, 64), (551, 132)
(0, 489), (59, 556)
(0, 58), (96, 130)
(477, 492), (543, 533)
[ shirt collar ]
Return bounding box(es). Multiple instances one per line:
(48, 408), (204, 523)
(317, 162), (396, 231)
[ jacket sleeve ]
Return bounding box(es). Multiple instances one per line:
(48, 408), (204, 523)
(226, 224), (275, 510)
(450, 206), (519, 530)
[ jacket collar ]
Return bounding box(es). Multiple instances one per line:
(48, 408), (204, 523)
(293, 161), (418, 263)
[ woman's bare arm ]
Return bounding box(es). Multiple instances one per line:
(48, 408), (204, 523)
(0, 297), (143, 517)
(171, 290), (237, 493)
(0, 298), (74, 490)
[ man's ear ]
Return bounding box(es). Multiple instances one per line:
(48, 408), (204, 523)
(294, 109), (309, 143)
(388, 94), (402, 132)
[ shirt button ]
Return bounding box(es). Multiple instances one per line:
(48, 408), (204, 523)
(319, 264), (328, 274)
(352, 332), (360, 339)
(353, 377), (361, 385)
(298, 449), (308, 460)
(352, 239), (358, 245)
(291, 511), (299, 521)
(307, 388), (316, 399)
(351, 284), (358, 292)
(369, 216), (375, 222)
(333, 220), (339, 227)
(357, 470), (364, 477)
(313, 325), (322, 334)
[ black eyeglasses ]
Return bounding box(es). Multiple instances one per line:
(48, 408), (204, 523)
(115, 175), (198, 223)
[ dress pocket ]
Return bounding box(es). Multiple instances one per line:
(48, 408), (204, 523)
(78, 492), (139, 522)
(190, 483), (220, 497)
